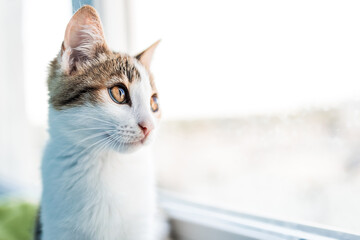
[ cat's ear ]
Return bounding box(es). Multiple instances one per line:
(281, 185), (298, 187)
(61, 5), (109, 74)
(135, 40), (161, 69)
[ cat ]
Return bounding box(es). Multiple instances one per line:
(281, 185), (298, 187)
(35, 5), (166, 240)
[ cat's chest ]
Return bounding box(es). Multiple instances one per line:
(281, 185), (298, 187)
(81, 154), (156, 239)
(43, 148), (157, 240)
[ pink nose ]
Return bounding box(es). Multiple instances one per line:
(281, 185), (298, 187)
(138, 122), (153, 136)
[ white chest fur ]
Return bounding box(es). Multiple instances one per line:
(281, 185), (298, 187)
(41, 139), (157, 240)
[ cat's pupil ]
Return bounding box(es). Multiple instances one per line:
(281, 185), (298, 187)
(150, 95), (159, 112)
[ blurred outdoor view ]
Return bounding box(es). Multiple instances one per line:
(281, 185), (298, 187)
(154, 104), (360, 232)
(1, 0), (360, 235)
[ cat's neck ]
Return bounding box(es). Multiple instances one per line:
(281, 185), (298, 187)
(41, 128), (156, 240)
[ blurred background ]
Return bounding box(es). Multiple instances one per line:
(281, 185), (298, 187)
(1, 0), (360, 235)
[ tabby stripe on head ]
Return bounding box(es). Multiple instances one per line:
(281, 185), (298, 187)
(57, 86), (98, 107)
(49, 54), (146, 110)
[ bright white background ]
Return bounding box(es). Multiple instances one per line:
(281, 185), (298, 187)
(23, 0), (71, 125)
(132, 0), (360, 120)
(25, 0), (360, 124)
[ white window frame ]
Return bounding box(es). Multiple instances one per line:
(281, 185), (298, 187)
(159, 191), (360, 240)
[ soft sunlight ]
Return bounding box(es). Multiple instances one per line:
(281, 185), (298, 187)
(134, 0), (360, 119)
(24, 0), (360, 124)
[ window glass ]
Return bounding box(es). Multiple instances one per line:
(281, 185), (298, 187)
(0, 0), (71, 190)
(132, 0), (360, 233)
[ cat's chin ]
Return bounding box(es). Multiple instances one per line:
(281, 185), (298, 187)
(121, 141), (143, 153)
(111, 138), (152, 153)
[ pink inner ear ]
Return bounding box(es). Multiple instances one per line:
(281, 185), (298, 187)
(65, 17), (88, 50)
(61, 6), (107, 73)
(136, 40), (161, 69)
(65, 11), (104, 50)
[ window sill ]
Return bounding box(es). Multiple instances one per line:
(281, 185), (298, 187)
(159, 191), (360, 240)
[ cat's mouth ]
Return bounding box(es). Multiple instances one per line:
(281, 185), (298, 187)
(124, 134), (150, 148)
(140, 132), (150, 144)
(106, 133), (149, 150)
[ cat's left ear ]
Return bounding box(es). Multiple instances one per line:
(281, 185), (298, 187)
(135, 40), (161, 69)
(61, 5), (109, 74)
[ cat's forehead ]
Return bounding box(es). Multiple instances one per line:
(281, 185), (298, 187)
(77, 53), (143, 85)
(48, 52), (156, 109)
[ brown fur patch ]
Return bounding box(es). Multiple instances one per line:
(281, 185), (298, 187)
(48, 50), (157, 110)
(49, 6), (160, 111)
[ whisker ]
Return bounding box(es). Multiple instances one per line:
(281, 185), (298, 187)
(54, 130), (117, 159)
(90, 137), (111, 157)
(52, 111), (116, 127)
(67, 127), (115, 133)
(76, 134), (113, 159)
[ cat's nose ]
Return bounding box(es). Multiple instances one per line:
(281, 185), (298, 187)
(138, 121), (154, 136)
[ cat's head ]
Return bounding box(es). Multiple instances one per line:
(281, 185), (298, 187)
(48, 6), (161, 153)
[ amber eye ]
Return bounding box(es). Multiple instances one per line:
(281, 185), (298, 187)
(108, 85), (129, 104)
(150, 95), (159, 112)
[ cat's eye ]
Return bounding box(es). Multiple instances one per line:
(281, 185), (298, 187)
(150, 95), (159, 112)
(108, 85), (129, 104)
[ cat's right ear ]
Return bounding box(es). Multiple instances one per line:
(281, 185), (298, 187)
(61, 5), (109, 75)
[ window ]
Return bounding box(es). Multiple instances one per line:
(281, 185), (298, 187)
(1, 0), (360, 239)
(129, 0), (360, 235)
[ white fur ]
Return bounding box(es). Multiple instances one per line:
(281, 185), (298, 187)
(41, 63), (164, 240)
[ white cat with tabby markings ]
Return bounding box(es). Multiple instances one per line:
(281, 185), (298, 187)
(35, 5), (166, 240)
